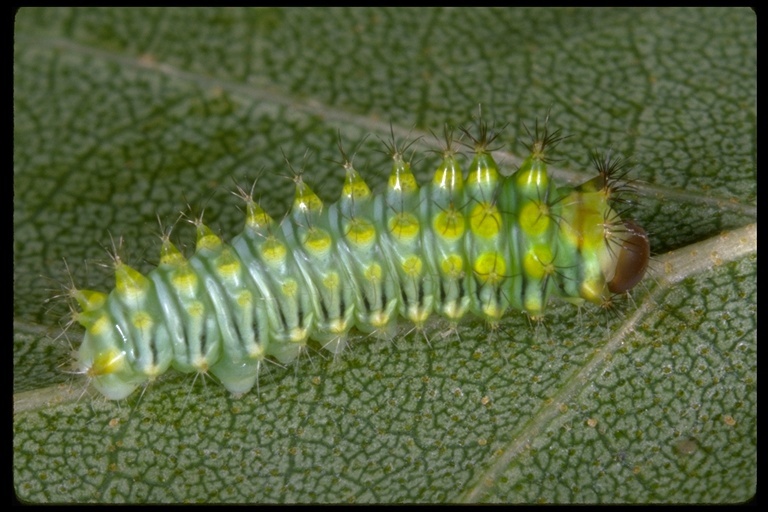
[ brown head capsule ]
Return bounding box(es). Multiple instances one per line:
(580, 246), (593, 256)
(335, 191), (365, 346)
(607, 220), (650, 294)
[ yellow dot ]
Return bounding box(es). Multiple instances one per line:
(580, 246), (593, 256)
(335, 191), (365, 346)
(132, 310), (153, 331)
(580, 278), (606, 303)
(389, 169), (418, 193)
(187, 300), (204, 318)
(401, 255), (423, 277)
(523, 244), (553, 279)
(469, 203), (501, 238)
(282, 279), (298, 297)
(524, 295), (544, 316)
(245, 202), (273, 230)
(249, 344), (266, 360)
(197, 232), (222, 251)
(345, 218), (376, 247)
(519, 201), (550, 236)
(323, 272), (339, 290)
(115, 264), (148, 301)
(433, 209), (465, 241)
(89, 313), (110, 336)
(473, 252), (505, 285)
(342, 177), (371, 200)
(441, 254), (465, 278)
(172, 266), (198, 296)
(365, 263), (382, 282)
(91, 349), (125, 376)
(261, 237), (286, 263)
(389, 213), (420, 241)
(237, 290), (252, 308)
(216, 251), (241, 279)
(304, 228), (331, 255)
(515, 165), (549, 190)
(159, 240), (186, 267)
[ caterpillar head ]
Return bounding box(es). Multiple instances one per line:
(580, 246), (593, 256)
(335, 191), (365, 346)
(607, 219), (650, 294)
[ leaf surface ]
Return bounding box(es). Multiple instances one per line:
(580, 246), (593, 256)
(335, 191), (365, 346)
(14, 7), (756, 503)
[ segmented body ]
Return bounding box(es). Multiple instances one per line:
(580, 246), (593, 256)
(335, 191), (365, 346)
(70, 125), (649, 400)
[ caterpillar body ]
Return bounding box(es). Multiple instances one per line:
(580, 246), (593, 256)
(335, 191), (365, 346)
(68, 123), (650, 401)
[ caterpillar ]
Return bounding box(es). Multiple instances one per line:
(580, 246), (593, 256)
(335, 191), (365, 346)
(67, 121), (650, 401)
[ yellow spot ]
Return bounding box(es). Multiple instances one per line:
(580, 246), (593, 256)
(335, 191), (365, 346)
(143, 363), (165, 379)
(440, 254), (465, 278)
(88, 313), (110, 336)
(388, 165), (418, 193)
(245, 201), (273, 231)
(524, 296), (544, 316)
(303, 229), (331, 255)
(196, 224), (222, 252)
(237, 290), (252, 308)
(469, 203), (501, 238)
(581, 210), (607, 247)
(365, 263), (382, 282)
(249, 344), (265, 360)
(389, 212), (419, 241)
(407, 303), (430, 325)
(293, 181), (324, 214)
(193, 356), (210, 373)
(467, 153), (499, 186)
(342, 171), (371, 200)
(433, 209), (465, 240)
(515, 163), (549, 190)
(261, 237), (286, 264)
(345, 218), (376, 247)
(159, 240), (186, 266)
(290, 327), (308, 343)
(369, 310), (392, 328)
(523, 244), (553, 279)
(172, 266), (198, 296)
(580, 278), (607, 303)
(72, 289), (107, 313)
(482, 300), (503, 321)
(216, 250), (241, 279)
(90, 348), (125, 376)
(519, 201), (550, 236)
(328, 319), (349, 334)
(282, 279), (298, 298)
(323, 272), (339, 291)
(441, 301), (464, 320)
(474, 252), (506, 285)
(132, 310), (153, 331)
(187, 300), (204, 318)
(115, 263), (149, 302)
(432, 156), (463, 192)
(401, 255), (423, 277)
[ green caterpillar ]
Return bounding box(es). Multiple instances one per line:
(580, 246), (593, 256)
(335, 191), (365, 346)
(68, 123), (649, 400)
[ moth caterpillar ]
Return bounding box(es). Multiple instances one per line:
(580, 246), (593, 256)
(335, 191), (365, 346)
(68, 122), (649, 400)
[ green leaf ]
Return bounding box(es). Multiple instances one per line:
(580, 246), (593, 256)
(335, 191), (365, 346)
(14, 7), (755, 503)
